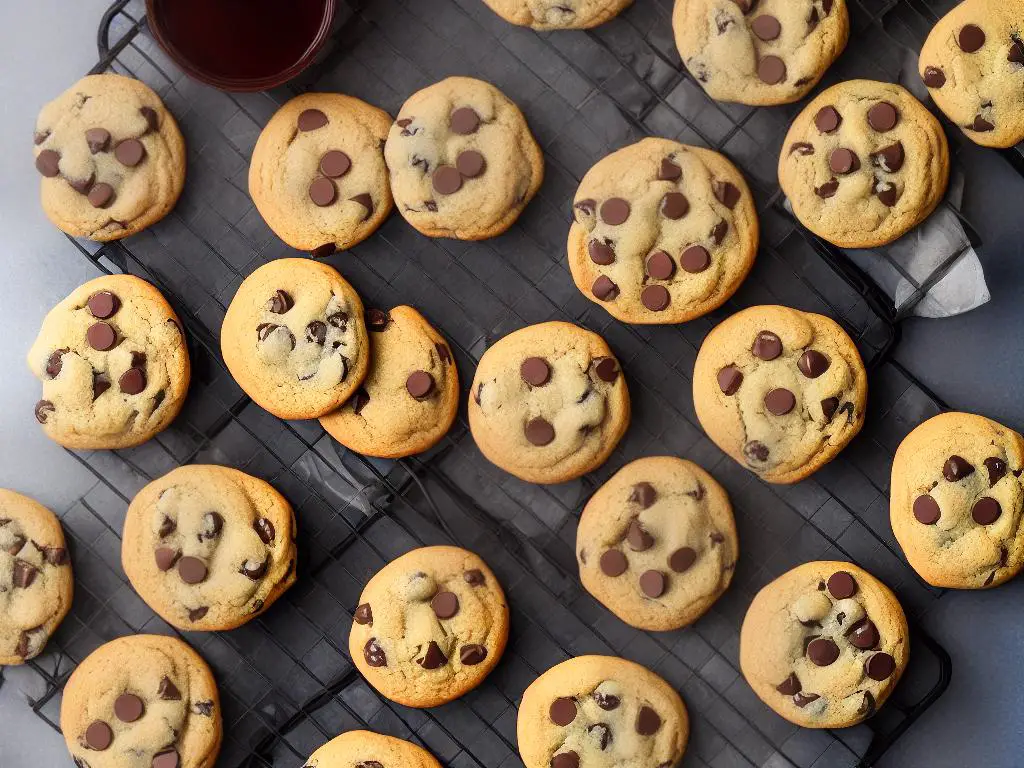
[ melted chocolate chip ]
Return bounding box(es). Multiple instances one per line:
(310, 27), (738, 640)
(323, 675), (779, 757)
(635, 706), (661, 735)
(417, 640), (447, 669)
(364, 638), (387, 667)
(776, 672), (801, 695)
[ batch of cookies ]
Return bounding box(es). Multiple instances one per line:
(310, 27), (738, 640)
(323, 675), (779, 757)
(8, 0), (1024, 765)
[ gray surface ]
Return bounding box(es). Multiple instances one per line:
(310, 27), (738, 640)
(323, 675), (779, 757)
(3, 4), (1024, 768)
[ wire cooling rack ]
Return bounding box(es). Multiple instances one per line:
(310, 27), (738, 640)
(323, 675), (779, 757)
(15, 0), (987, 765)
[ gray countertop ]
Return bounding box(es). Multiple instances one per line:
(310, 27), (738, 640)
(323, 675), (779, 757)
(3, 3), (1024, 767)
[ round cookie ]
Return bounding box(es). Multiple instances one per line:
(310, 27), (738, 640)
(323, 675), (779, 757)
(0, 490), (73, 665)
(672, 0), (849, 106)
(739, 561), (909, 729)
(384, 77), (544, 240)
(27, 274), (190, 450)
(778, 79), (950, 248)
(480, 0), (631, 29)
(891, 412), (1024, 589)
(304, 730), (441, 768)
(33, 73), (185, 241)
(249, 93), (393, 257)
(468, 322), (630, 484)
(121, 465), (296, 631)
(60, 634), (222, 768)
(919, 0), (1024, 148)
(568, 138), (758, 324)
(517, 655), (689, 768)
(692, 305), (867, 484)
(349, 546), (509, 708)
(220, 258), (370, 420)
(577, 456), (737, 631)
(319, 306), (459, 458)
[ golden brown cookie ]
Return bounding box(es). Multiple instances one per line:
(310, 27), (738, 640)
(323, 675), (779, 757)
(692, 305), (867, 484)
(577, 456), (737, 631)
(304, 730), (441, 768)
(349, 546), (509, 708)
(320, 306), (458, 458)
(481, 0), (632, 29)
(740, 561), (909, 728)
(27, 274), (190, 450)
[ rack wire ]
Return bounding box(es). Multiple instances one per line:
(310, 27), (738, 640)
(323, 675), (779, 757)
(15, 0), (979, 766)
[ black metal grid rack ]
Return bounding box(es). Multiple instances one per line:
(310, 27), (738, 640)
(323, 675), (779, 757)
(16, 0), (995, 765)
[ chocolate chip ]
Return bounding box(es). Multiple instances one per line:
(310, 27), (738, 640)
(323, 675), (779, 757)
(86, 322), (117, 351)
(1010, 36), (1024, 64)
(797, 350), (830, 378)
(254, 517), (275, 545)
(91, 373), (110, 399)
(867, 102), (899, 132)
(464, 569), (485, 586)
(730, 0), (754, 12)
(550, 697), (577, 725)
(829, 148), (859, 174)
(752, 331), (782, 360)
(406, 370), (435, 399)
(921, 66), (946, 89)
(592, 275), (619, 301)
(751, 14), (781, 40)
(140, 106), (160, 132)
(669, 547), (697, 572)
(85, 720), (113, 751)
(660, 192), (689, 219)
(865, 652), (896, 680)
(847, 618), (879, 649)
(351, 389), (370, 414)
(815, 106), (842, 133)
(460, 644), (487, 665)
(639, 569), (666, 597)
(456, 150), (486, 178)
(958, 24), (985, 52)
(364, 638), (387, 667)
(943, 455), (975, 481)
(45, 348), (66, 378)
(586, 240), (616, 268)
(35, 149), (60, 177)
(588, 723), (612, 750)
(431, 591), (459, 619)
(114, 693), (144, 722)
(87, 290), (120, 319)
(417, 640), (447, 669)
(88, 183), (115, 209)
(192, 700), (214, 716)
(871, 142), (905, 172)
(985, 457), (1007, 486)
(815, 178), (839, 198)
(152, 749), (179, 768)
(5, 534), (24, 556)
(973, 497), (1001, 525)
(627, 521), (654, 551)
(524, 417), (555, 446)
(794, 692), (820, 707)
(114, 138), (146, 167)
(593, 357), (619, 382)
(776, 672), (801, 695)
(349, 193), (374, 219)
(67, 172), (95, 195)
(85, 128), (111, 153)
(757, 56), (786, 84)
(299, 320), (326, 346)
(658, 158), (682, 180)
(240, 557), (269, 580)
(827, 571), (857, 598)
(318, 150), (351, 178)
(119, 367), (146, 395)
(264, 290), (292, 315)
(298, 109), (328, 131)
(744, 440), (769, 462)
(641, 285), (670, 312)
(12, 560), (38, 588)
(34, 542), (68, 565)
(807, 637), (839, 666)
(791, 142), (815, 155)
(636, 706), (661, 735)
(680, 245), (710, 273)
(574, 199), (596, 218)
(875, 180), (898, 207)
(913, 495), (941, 525)
(178, 556), (207, 584)
(154, 547), (179, 571)
(711, 219), (731, 247)
(970, 115), (995, 132)
(366, 308), (390, 332)
(599, 549), (627, 577)
(590, 691), (619, 711)
(33, 129), (49, 145)
(432, 165), (462, 195)
(450, 107), (481, 134)
(717, 365), (743, 395)
(600, 198), (630, 225)
(713, 181), (742, 208)
(551, 753), (579, 768)
(630, 482), (656, 508)
(309, 176), (337, 206)
(764, 388), (796, 415)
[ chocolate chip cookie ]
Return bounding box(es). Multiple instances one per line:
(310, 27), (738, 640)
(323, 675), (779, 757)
(480, 0), (632, 29)
(891, 412), (1024, 589)
(60, 634), (222, 768)
(673, 0), (849, 105)
(740, 561), (908, 729)
(122, 465), (296, 631)
(517, 655), (689, 768)
(220, 258), (369, 420)
(0, 490), (73, 665)
(249, 93), (393, 257)
(349, 546), (509, 708)
(568, 138), (759, 324)
(577, 456), (737, 631)
(319, 306), (459, 458)
(304, 730), (442, 768)
(779, 79), (950, 248)
(27, 274), (190, 450)
(384, 77), (544, 240)
(919, 0), (1024, 148)
(33, 73), (186, 241)
(692, 305), (867, 484)
(468, 322), (631, 484)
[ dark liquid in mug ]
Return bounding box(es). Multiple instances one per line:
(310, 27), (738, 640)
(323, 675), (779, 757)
(152, 0), (331, 80)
